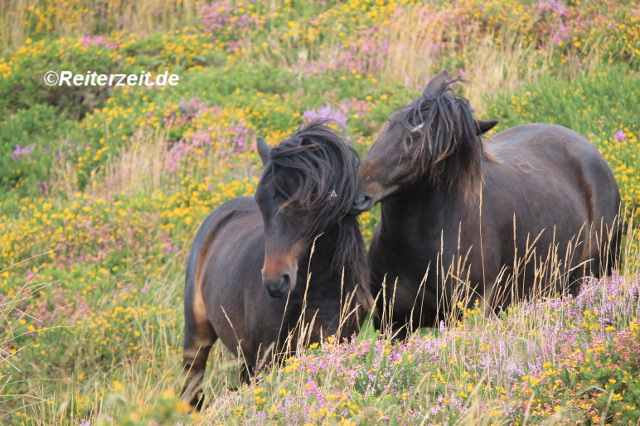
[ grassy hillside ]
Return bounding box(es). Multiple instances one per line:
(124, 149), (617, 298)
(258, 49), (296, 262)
(1, 0), (639, 424)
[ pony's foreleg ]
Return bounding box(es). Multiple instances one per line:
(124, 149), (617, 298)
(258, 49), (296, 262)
(239, 363), (255, 385)
(181, 281), (216, 410)
(182, 322), (216, 410)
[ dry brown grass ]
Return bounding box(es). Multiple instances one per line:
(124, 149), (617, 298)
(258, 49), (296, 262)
(376, 7), (550, 115)
(103, 125), (176, 196)
(0, 0), (204, 52)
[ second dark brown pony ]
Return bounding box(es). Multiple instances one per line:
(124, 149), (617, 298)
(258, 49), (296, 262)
(351, 71), (621, 337)
(182, 122), (371, 408)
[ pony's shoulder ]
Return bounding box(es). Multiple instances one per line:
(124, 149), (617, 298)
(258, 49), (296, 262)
(196, 196), (259, 232)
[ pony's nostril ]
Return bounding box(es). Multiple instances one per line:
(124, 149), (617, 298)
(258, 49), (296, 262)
(281, 273), (291, 288)
(262, 273), (293, 298)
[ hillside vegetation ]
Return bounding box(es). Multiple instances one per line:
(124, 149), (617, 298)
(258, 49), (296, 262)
(1, 0), (640, 424)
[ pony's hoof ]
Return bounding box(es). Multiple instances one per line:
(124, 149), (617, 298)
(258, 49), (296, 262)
(189, 392), (205, 411)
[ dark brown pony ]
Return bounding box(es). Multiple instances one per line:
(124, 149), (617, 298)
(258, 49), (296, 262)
(351, 70), (620, 337)
(182, 122), (371, 408)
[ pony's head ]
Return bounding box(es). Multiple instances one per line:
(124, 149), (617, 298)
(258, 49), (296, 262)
(255, 121), (361, 298)
(351, 70), (499, 212)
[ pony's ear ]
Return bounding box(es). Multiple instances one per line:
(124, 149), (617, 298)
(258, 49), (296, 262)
(257, 137), (270, 164)
(475, 119), (499, 135)
(423, 70), (450, 98)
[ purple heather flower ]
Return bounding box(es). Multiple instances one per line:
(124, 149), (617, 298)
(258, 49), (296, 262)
(302, 105), (348, 128)
(81, 35), (118, 49)
(537, 0), (568, 17)
(11, 144), (31, 161)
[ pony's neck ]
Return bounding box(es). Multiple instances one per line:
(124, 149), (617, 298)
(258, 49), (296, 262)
(380, 179), (455, 238)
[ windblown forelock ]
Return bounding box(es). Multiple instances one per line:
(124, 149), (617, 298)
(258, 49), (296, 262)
(265, 121), (360, 235)
(401, 81), (462, 163)
(396, 78), (485, 198)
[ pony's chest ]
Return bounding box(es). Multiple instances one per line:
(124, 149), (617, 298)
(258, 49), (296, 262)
(371, 208), (483, 283)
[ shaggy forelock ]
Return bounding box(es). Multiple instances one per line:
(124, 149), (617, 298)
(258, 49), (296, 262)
(264, 121), (360, 231)
(260, 120), (371, 311)
(396, 78), (484, 198)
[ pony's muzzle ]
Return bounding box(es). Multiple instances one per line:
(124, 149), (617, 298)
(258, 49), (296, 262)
(349, 193), (374, 214)
(261, 246), (301, 298)
(262, 273), (295, 298)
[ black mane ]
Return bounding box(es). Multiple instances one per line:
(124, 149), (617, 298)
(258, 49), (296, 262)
(402, 78), (484, 197)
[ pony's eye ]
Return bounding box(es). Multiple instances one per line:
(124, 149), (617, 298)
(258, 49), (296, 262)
(286, 199), (304, 211)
